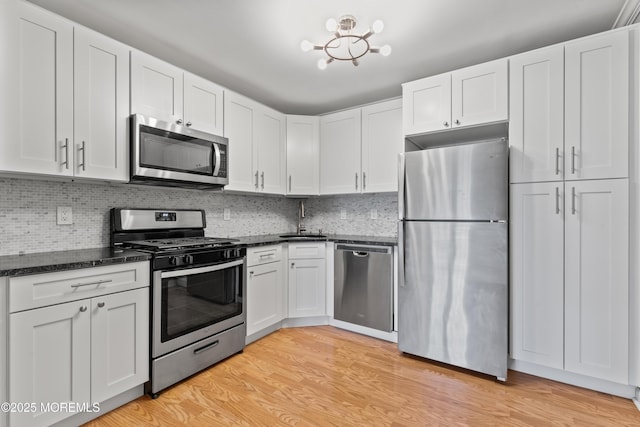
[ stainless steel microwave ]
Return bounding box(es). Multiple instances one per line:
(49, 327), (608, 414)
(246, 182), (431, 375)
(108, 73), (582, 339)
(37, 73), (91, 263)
(130, 114), (228, 189)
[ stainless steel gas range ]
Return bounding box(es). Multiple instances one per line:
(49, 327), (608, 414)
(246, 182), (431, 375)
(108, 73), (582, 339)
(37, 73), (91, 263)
(110, 208), (246, 398)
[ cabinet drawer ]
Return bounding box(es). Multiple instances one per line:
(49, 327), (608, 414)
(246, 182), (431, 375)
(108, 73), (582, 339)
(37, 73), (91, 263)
(9, 261), (150, 313)
(247, 245), (282, 266)
(288, 242), (325, 259)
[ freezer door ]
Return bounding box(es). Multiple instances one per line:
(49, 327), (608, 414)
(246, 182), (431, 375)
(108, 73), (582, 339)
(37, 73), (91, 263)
(398, 221), (508, 379)
(403, 139), (508, 221)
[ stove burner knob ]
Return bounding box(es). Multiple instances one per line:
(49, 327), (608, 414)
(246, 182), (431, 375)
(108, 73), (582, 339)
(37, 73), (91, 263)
(169, 256), (179, 266)
(185, 254), (194, 265)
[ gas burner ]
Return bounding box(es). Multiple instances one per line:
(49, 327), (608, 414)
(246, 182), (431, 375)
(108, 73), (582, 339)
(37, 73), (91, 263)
(125, 236), (239, 252)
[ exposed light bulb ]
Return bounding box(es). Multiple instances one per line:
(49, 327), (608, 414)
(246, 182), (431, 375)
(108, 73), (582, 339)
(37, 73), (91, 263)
(372, 20), (384, 34)
(317, 58), (328, 70)
(325, 17), (338, 32)
(379, 44), (392, 57)
(300, 40), (314, 52)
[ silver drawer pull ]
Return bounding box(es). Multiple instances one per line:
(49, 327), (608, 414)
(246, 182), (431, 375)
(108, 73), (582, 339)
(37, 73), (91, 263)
(70, 279), (113, 289)
(97, 302), (105, 308)
(194, 340), (219, 355)
(79, 306), (88, 312)
(259, 253), (274, 259)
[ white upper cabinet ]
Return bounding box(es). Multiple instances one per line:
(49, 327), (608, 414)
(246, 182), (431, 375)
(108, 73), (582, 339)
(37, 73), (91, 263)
(403, 58), (508, 135)
(0, 1), (73, 177)
(319, 109), (362, 195)
(224, 91), (285, 194)
(286, 115), (320, 196)
(319, 99), (402, 195)
(509, 45), (565, 183)
(74, 27), (130, 181)
(0, 2), (129, 181)
(131, 50), (224, 135)
(564, 31), (629, 181)
(361, 99), (403, 193)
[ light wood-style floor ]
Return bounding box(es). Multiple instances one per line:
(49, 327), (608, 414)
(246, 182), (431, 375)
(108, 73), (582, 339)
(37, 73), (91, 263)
(84, 326), (640, 426)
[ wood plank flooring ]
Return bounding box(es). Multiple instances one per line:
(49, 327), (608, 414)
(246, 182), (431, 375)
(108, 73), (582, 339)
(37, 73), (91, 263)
(83, 326), (640, 426)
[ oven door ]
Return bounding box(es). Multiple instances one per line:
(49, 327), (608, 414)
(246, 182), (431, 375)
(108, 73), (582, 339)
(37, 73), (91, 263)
(152, 258), (245, 358)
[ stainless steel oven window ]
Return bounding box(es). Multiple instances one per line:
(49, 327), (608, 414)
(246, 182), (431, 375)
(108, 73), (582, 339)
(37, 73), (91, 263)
(140, 125), (214, 175)
(158, 260), (244, 342)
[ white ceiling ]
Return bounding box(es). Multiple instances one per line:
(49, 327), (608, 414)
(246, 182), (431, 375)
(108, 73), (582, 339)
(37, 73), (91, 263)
(28, 0), (631, 115)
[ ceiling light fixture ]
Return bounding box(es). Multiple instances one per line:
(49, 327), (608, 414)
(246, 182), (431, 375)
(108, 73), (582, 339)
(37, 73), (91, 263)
(301, 15), (391, 70)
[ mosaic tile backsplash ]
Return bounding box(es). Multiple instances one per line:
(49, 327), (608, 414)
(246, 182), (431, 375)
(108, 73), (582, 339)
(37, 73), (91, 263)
(0, 178), (398, 256)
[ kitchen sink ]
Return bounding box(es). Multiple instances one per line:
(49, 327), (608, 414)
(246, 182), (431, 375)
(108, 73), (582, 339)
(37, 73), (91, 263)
(279, 234), (327, 239)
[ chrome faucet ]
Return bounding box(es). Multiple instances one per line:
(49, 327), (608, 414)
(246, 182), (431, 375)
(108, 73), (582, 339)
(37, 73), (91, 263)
(297, 200), (306, 235)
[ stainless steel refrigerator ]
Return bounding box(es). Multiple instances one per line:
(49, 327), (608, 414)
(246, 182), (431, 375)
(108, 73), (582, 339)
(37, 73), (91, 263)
(398, 138), (508, 380)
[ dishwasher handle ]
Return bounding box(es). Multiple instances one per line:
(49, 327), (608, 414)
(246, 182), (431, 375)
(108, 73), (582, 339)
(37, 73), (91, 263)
(335, 244), (391, 254)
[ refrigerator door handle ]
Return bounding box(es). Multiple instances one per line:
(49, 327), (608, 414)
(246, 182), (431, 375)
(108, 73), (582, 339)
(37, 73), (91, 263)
(398, 221), (405, 288)
(398, 153), (405, 220)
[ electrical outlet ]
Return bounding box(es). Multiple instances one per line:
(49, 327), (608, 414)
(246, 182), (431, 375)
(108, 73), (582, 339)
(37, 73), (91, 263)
(57, 206), (73, 225)
(340, 209), (347, 220)
(223, 208), (231, 220)
(370, 209), (378, 219)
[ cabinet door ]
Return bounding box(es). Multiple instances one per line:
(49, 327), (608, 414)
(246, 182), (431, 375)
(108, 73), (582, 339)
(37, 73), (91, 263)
(257, 108), (286, 194)
(402, 73), (451, 135)
(288, 258), (326, 318)
(247, 261), (285, 336)
(451, 58), (508, 128)
(224, 92), (258, 192)
(565, 31), (629, 180)
(361, 99), (403, 193)
(0, 1), (73, 176)
(10, 301), (91, 427)
(91, 288), (149, 403)
(183, 72), (224, 135)
(564, 179), (628, 383)
(286, 115), (319, 195)
(509, 46), (564, 183)
(74, 27), (129, 181)
(130, 50), (183, 124)
(510, 182), (564, 369)
(319, 109), (362, 195)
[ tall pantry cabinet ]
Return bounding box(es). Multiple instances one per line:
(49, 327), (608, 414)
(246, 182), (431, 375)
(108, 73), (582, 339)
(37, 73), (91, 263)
(509, 30), (630, 385)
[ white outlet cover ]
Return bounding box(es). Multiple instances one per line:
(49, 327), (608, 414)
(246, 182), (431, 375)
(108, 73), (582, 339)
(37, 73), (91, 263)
(57, 206), (73, 225)
(223, 208), (231, 220)
(370, 209), (378, 220)
(340, 209), (347, 220)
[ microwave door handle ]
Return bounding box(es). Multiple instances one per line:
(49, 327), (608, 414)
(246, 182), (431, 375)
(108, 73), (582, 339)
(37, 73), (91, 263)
(212, 143), (221, 176)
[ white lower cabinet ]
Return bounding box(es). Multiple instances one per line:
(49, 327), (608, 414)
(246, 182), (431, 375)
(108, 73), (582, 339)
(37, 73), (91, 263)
(288, 243), (326, 318)
(8, 263), (149, 427)
(246, 245), (285, 337)
(510, 179), (629, 384)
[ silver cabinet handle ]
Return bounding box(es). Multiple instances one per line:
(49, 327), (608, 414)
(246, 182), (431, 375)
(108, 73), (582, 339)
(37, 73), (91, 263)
(555, 186), (560, 214)
(61, 138), (70, 169)
(78, 141), (86, 172)
(186, 121), (192, 127)
(261, 171), (264, 190)
(176, 119), (183, 125)
(571, 146), (576, 174)
(571, 186), (576, 215)
(97, 302), (105, 308)
(254, 170), (259, 189)
(249, 271), (254, 277)
(79, 306), (88, 312)
(443, 121), (449, 127)
(355, 173), (358, 191)
(363, 172), (366, 191)
(555, 147), (560, 176)
(291, 262), (295, 268)
(289, 175), (292, 192)
(70, 279), (112, 289)
(454, 119), (461, 125)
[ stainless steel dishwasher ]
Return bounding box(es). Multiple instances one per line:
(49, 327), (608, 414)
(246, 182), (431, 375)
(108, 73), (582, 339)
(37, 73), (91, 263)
(334, 244), (393, 332)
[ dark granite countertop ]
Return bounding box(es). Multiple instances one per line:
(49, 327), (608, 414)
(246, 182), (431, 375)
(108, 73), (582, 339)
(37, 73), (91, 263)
(0, 248), (151, 277)
(235, 233), (397, 248)
(0, 234), (395, 277)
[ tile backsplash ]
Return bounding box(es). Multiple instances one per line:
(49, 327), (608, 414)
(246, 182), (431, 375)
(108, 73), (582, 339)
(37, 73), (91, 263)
(0, 177), (398, 256)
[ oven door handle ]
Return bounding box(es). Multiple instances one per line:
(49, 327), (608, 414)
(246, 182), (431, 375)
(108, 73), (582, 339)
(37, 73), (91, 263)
(160, 259), (245, 279)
